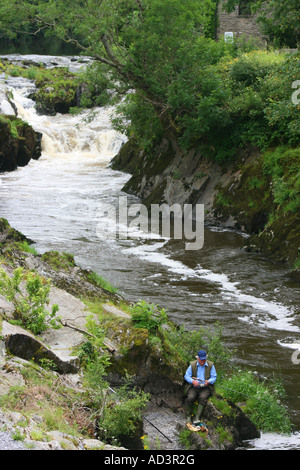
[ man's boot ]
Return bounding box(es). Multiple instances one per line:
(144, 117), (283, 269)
(184, 404), (193, 424)
(194, 404), (204, 425)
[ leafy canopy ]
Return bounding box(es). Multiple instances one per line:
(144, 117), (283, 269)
(0, 1), (215, 96)
(0, 0), (219, 143)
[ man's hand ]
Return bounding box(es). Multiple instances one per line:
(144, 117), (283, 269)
(192, 379), (210, 387)
(192, 379), (200, 387)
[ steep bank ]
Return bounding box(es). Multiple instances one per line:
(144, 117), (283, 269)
(111, 137), (300, 270)
(0, 218), (264, 450)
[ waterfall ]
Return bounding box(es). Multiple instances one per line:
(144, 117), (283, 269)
(0, 55), (126, 163)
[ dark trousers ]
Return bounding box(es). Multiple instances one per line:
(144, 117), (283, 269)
(184, 385), (212, 408)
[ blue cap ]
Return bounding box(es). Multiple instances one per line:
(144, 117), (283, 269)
(197, 350), (207, 360)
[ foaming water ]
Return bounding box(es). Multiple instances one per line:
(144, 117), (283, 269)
(0, 55), (299, 444)
(245, 432), (300, 450)
(123, 241), (298, 333)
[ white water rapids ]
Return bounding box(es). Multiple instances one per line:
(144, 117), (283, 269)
(0, 55), (299, 450)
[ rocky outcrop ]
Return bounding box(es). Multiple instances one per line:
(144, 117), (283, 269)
(0, 115), (42, 172)
(2, 321), (79, 374)
(176, 395), (260, 450)
(0, 218), (260, 450)
(111, 138), (300, 269)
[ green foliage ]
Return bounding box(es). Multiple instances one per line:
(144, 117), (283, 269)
(79, 315), (150, 447)
(262, 54), (300, 146)
(18, 241), (38, 255)
(294, 255), (300, 269)
(218, 371), (291, 434)
(163, 322), (234, 374)
(112, 93), (163, 153)
(0, 267), (60, 335)
(0, 60), (81, 113)
(256, 0), (300, 48)
(130, 300), (168, 334)
(97, 375), (150, 446)
(224, 0), (300, 48)
(0, 1), (299, 160)
(0, 114), (30, 139)
(41, 251), (75, 271)
(83, 356), (110, 406)
(85, 270), (118, 293)
(263, 146), (300, 214)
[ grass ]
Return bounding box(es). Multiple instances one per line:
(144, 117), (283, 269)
(85, 270), (118, 293)
(217, 370), (291, 434)
(41, 251), (75, 271)
(18, 241), (38, 255)
(0, 362), (91, 439)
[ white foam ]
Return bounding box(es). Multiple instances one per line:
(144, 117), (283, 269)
(123, 242), (298, 332)
(246, 432), (300, 450)
(277, 339), (300, 350)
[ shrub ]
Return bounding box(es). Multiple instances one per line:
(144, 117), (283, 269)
(163, 322), (234, 375)
(0, 267), (60, 335)
(263, 146), (300, 214)
(97, 376), (150, 446)
(130, 300), (168, 334)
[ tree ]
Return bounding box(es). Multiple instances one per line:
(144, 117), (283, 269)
(224, 0), (300, 48)
(0, 1), (217, 131)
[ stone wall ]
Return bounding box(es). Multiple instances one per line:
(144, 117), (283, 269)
(216, 0), (264, 43)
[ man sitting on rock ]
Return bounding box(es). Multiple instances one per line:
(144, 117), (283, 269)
(183, 350), (217, 429)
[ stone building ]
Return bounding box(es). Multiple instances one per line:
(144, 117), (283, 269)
(216, 0), (264, 43)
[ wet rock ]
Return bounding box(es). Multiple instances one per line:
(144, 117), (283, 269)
(112, 138), (299, 267)
(0, 116), (42, 172)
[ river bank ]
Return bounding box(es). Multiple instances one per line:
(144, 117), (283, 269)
(111, 137), (300, 272)
(0, 217), (265, 450)
(1, 53), (299, 272)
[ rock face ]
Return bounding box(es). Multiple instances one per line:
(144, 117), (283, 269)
(111, 138), (300, 268)
(0, 116), (42, 172)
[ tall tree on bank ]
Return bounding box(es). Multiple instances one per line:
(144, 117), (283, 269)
(0, 0), (217, 140)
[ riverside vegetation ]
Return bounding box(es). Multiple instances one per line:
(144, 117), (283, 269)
(0, 218), (292, 449)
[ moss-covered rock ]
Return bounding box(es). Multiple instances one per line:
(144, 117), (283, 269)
(29, 67), (80, 115)
(0, 116), (42, 172)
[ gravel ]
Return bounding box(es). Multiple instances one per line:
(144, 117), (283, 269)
(0, 431), (27, 450)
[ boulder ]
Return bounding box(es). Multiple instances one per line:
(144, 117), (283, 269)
(1, 321), (79, 374)
(0, 116), (42, 172)
(176, 395), (260, 450)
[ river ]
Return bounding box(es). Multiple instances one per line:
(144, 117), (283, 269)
(0, 54), (299, 450)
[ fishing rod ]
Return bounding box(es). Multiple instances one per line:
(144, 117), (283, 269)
(143, 415), (173, 444)
(108, 386), (173, 444)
